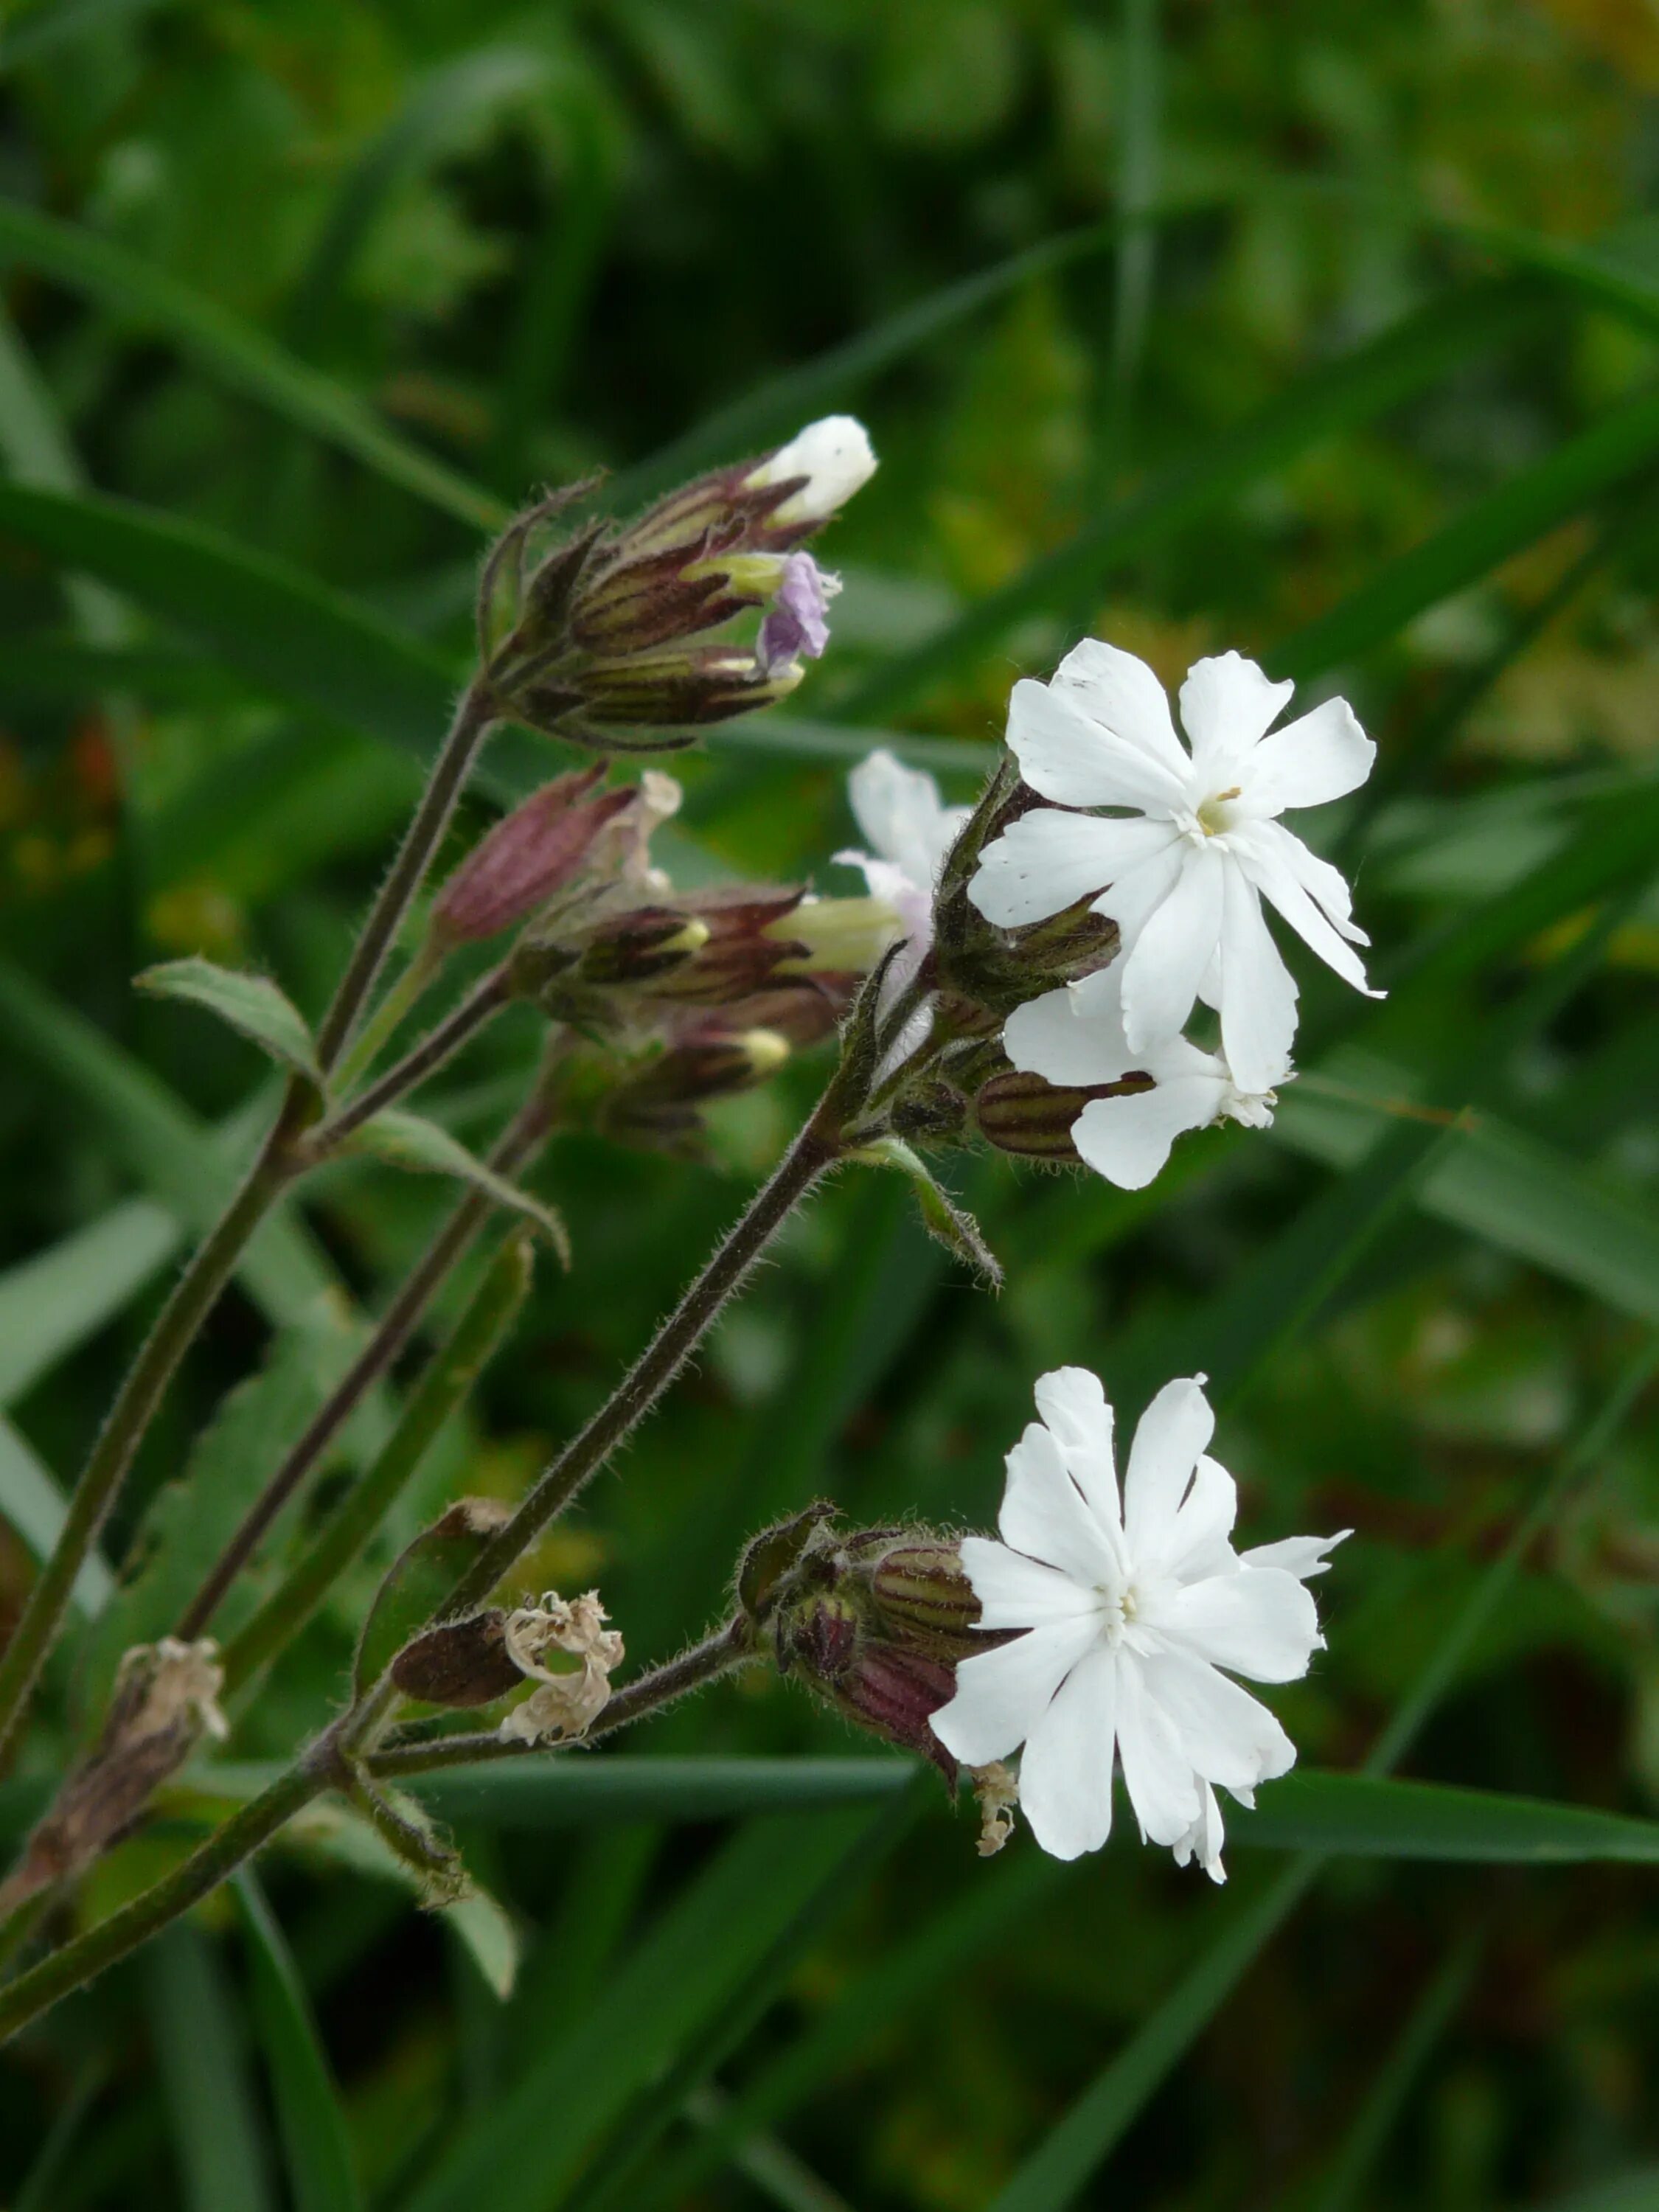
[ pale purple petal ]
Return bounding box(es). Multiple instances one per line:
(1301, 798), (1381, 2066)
(1033, 1366), (1121, 1526)
(1072, 1074), (1228, 1191)
(757, 552), (835, 675)
(1214, 855), (1299, 1096)
(1162, 1567), (1323, 1683)
(1118, 841), (1225, 1054)
(1018, 1641), (1119, 1860)
(1123, 1377), (1215, 1558)
(1006, 677), (1189, 815)
(999, 1421), (1119, 1584)
(929, 1615), (1102, 1767)
(1178, 653), (1295, 787)
(959, 1536), (1102, 1630)
(1114, 1652), (1201, 1844)
(1240, 694), (1374, 818)
(970, 810), (1176, 928)
(1137, 1646), (1295, 1791)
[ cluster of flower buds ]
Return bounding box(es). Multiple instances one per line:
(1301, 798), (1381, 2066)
(475, 417), (876, 751)
(737, 1503), (990, 1782)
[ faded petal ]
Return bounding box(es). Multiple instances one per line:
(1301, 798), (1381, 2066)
(1123, 1376), (1215, 1558)
(1115, 1651), (1201, 1845)
(1163, 1566), (1323, 1683)
(1072, 1074), (1229, 1190)
(1017, 1641), (1119, 1860)
(1178, 652), (1295, 787)
(1033, 1366), (1121, 1526)
(1001, 1421), (1119, 1584)
(1242, 693), (1374, 818)
(930, 1614), (1101, 1767)
(1215, 856), (1299, 1097)
(970, 809), (1177, 928)
(1006, 675), (1189, 815)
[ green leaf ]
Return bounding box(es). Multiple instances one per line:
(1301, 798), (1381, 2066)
(136, 958), (322, 1085)
(353, 1499), (513, 1701)
(0, 953), (335, 1327)
(1237, 1772), (1659, 1864)
(405, 1753), (917, 1829)
(0, 200), (504, 530)
(145, 1925), (278, 2212)
(856, 1138), (1002, 1288)
(405, 1801), (913, 2212)
(0, 1418), (114, 1618)
(344, 1110), (571, 1265)
(0, 1200), (179, 1410)
(840, 278), (1548, 717)
(233, 1872), (364, 2212)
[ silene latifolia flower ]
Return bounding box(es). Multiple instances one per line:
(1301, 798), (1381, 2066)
(969, 643), (1380, 1096)
(931, 1366), (1346, 1877)
(833, 748), (973, 995)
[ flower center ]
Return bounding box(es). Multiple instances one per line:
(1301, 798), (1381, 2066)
(1195, 785), (1242, 838)
(1094, 1573), (1141, 1648)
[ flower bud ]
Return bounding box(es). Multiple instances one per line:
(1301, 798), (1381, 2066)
(577, 908), (712, 988)
(974, 1066), (1152, 1161)
(599, 1024), (793, 1151)
(773, 894), (904, 978)
(430, 769), (636, 948)
(579, 647), (805, 732)
(717, 975), (855, 1047)
(390, 1610), (524, 1707)
(743, 416), (878, 526)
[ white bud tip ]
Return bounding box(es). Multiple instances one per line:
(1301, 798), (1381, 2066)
(749, 415), (877, 522)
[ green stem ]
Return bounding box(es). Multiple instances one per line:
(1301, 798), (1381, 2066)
(0, 1131), (296, 1765)
(305, 962), (513, 1156)
(221, 1228), (535, 1691)
(314, 681), (496, 1074)
(332, 939), (445, 1094)
(437, 1093), (844, 1624)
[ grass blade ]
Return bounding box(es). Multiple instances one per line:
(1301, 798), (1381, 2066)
(146, 1923), (278, 2212)
(233, 1871), (364, 2212)
(0, 200), (504, 529)
(0, 1199), (179, 1408)
(0, 1418), (114, 1615)
(406, 1753), (915, 1829)
(1237, 1775), (1659, 1863)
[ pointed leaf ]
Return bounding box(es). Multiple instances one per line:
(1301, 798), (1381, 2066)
(1236, 1771), (1659, 1864)
(146, 1925), (278, 2212)
(857, 1138), (1001, 1288)
(353, 1498), (515, 1701)
(232, 1874), (364, 2212)
(345, 1110), (571, 1265)
(136, 958), (321, 1085)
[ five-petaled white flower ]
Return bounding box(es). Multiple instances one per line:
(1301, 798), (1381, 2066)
(969, 642), (1380, 1096)
(930, 1367), (1345, 1876)
(1004, 961), (1284, 1190)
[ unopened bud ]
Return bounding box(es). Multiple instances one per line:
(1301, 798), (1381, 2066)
(773, 894), (903, 978)
(578, 909), (712, 988)
(390, 1610), (524, 1707)
(580, 647), (805, 731)
(857, 1534), (984, 1660)
(974, 1067), (1152, 1160)
(431, 769), (634, 947)
(611, 1025), (791, 1113)
(744, 416), (878, 526)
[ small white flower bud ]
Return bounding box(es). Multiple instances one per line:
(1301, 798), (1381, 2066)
(746, 415), (877, 525)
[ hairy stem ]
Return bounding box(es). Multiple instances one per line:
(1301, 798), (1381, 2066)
(0, 1127), (299, 1765)
(331, 939), (445, 1095)
(314, 681), (496, 1073)
(178, 1083), (557, 1644)
(306, 962), (514, 1155)
(437, 1094), (844, 1624)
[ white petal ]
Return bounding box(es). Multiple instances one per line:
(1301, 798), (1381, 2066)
(1119, 842), (1225, 1053)
(1123, 1376), (1215, 1559)
(969, 810), (1175, 928)
(1006, 677), (1189, 814)
(751, 414), (877, 522)
(1072, 1075), (1227, 1190)
(1231, 822), (1378, 997)
(1018, 1641), (1119, 1860)
(1004, 982), (1135, 1088)
(1156, 1453), (1239, 1583)
(1240, 1530), (1351, 1580)
(1051, 639), (1193, 786)
(1267, 818), (1368, 942)
(1163, 1567), (1323, 1684)
(1242, 694), (1374, 817)
(1214, 858), (1299, 1097)
(1178, 653), (1295, 787)
(847, 750), (955, 891)
(929, 1615), (1101, 1767)
(1090, 836), (1187, 950)
(1032, 1366), (1121, 1526)
(1171, 1779), (1228, 1882)
(959, 1536), (1102, 1630)
(1000, 1422), (1119, 1585)
(1137, 1646), (1295, 1792)
(1114, 1652), (1201, 1845)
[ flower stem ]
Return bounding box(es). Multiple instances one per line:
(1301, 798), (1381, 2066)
(0, 1130), (297, 1766)
(437, 1094), (844, 1624)
(313, 682), (497, 1074)
(305, 962), (515, 1157)
(331, 939), (445, 1095)
(177, 1082), (558, 1645)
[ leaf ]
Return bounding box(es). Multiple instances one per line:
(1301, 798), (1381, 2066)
(344, 1110), (571, 1265)
(404, 1753), (917, 1829)
(0, 1418), (114, 1618)
(353, 1498), (515, 1701)
(1234, 1771), (1659, 1864)
(232, 1872), (364, 2212)
(0, 200), (504, 530)
(856, 1138), (1002, 1287)
(444, 1888), (522, 2003)
(145, 1925), (279, 2212)
(841, 278), (1549, 717)
(0, 1200), (180, 1410)
(403, 1801), (914, 2212)
(136, 957), (322, 1085)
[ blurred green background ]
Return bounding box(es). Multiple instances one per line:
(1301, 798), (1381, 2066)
(3, 1), (1659, 2208)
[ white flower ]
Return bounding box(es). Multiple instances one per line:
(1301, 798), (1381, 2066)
(968, 642), (1380, 1094)
(1004, 961), (1284, 1190)
(832, 750), (973, 1046)
(930, 1367), (1345, 1875)
(745, 414), (877, 525)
